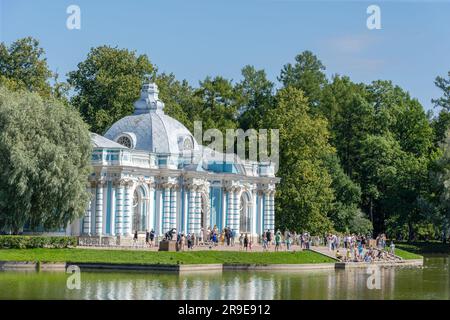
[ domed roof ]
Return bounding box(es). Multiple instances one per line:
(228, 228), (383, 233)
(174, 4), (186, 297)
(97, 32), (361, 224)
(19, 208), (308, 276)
(104, 82), (198, 154)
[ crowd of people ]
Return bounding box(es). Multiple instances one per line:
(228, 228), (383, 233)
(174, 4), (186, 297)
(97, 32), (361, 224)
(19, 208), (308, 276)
(326, 233), (397, 262)
(133, 226), (316, 252)
(132, 228), (397, 262)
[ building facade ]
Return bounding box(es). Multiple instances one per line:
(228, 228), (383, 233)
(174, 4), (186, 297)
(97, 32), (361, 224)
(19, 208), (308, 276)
(68, 82), (278, 241)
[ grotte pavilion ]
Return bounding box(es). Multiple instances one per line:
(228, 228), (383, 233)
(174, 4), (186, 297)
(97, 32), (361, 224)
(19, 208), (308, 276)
(66, 81), (279, 244)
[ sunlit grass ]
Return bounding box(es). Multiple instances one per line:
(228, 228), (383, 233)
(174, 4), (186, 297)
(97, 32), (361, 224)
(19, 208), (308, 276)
(0, 248), (335, 265)
(394, 248), (423, 260)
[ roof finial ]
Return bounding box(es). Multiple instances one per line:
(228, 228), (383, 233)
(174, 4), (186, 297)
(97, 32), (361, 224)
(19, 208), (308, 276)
(134, 77), (165, 115)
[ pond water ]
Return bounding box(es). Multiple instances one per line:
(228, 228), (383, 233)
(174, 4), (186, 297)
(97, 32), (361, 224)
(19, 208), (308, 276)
(0, 256), (449, 300)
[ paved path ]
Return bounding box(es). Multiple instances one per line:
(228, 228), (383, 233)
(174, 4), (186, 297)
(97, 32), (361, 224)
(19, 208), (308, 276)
(309, 246), (340, 260)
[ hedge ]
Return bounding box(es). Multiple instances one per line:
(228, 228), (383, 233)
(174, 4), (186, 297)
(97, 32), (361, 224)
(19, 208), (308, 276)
(0, 236), (78, 249)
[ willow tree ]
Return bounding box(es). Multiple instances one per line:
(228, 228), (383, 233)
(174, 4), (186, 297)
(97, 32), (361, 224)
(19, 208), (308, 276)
(0, 87), (92, 234)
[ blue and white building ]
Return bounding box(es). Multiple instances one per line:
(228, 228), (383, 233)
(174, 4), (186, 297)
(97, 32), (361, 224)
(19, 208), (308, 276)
(68, 82), (278, 241)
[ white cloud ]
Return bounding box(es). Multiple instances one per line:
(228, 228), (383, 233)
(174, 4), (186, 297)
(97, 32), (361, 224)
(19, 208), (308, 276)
(326, 34), (381, 54)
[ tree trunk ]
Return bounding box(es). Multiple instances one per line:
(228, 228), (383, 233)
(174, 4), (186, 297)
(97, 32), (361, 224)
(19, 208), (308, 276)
(407, 221), (415, 243)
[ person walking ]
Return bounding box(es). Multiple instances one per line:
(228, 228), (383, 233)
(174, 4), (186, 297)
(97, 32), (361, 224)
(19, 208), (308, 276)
(390, 240), (395, 255)
(286, 231), (292, 251)
(275, 230), (281, 252)
(187, 233), (192, 250)
(133, 230), (138, 247)
(266, 229), (272, 250)
(262, 233), (268, 251)
(244, 234), (249, 251)
(149, 229), (155, 247)
(191, 233), (196, 249)
(212, 231), (218, 247)
(359, 242), (364, 259)
(145, 230), (150, 247)
(199, 228), (204, 245)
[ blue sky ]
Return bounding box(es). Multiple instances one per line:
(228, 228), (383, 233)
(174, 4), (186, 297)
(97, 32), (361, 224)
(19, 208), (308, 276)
(1, 0), (449, 111)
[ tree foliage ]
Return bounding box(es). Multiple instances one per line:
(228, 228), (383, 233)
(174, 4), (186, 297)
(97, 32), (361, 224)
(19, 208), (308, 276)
(3, 37), (450, 240)
(67, 45), (154, 134)
(0, 87), (92, 234)
(278, 50), (327, 107)
(0, 37), (52, 97)
(266, 87), (335, 233)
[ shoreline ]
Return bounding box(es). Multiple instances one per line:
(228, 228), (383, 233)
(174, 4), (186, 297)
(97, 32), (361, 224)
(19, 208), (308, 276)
(0, 258), (423, 273)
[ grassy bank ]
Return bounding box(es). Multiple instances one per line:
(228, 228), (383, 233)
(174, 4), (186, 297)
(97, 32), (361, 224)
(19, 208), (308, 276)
(0, 248), (335, 265)
(396, 241), (450, 255)
(393, 248), (423, 260)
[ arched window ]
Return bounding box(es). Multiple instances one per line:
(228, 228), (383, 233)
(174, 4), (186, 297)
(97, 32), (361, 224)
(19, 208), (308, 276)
(183, 137), (193, 151)
(117, 135), (132, 148)
(132, 186), (147, 232)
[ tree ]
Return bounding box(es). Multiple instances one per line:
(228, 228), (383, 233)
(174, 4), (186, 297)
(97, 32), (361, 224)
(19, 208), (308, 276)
(193, 76), (242, 135)
(67, 45), (154, 134)
(236, 65), (274, 130)
(383, 152), (430, 241)
(432, 72), (450, 145)
(155, 72), (195, 132)
(331, 93), (374, 178)
(0, 87), (92, 234)
(0, 37), (52, 97)
(317, 76), (374, 178)
(432, 110), (450, 145)
(265, 87), (335, 234)
(432, 71), (450, 111)
(323, 154), (367, 233)
(426, 131), (450, 243)
(278, 51), (328, 107)
(367, 80), (433, 156)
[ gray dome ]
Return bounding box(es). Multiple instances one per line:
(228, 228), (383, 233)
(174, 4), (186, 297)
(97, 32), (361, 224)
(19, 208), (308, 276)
(104, 82), (198, 154)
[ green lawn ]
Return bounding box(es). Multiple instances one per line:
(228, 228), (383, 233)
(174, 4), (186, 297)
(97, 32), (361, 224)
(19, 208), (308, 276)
(0, 248), (335, 265)
(394, 248), (423, 260)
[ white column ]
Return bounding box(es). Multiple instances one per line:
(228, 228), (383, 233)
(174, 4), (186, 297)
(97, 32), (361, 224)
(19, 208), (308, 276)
(123, 182), (132, 236)
(163, 186), (171, 233)
(233, 189), (240, 235)
(222, 189), (226, 230)
(95, 182), (104, 236)
(83, 187), (92, 235)
(183, 188), (188, 233)
(259, 192), (264, 235)
(195, 190), (202, 235)
(188, 188), (196, 234)
(170, 187), (177, 230)
(157, 189), (163, 235)
(102, 183), (108, 235)
(148, 185), (155, 231)
(205, 192), (210, 229)
(227, 188), (234, 229)
(115, 182), (124, 236)
(264, 191), (270, 234)
(110, 185), (116, 236)
(252, 190), (257, 236)
(269, 192), (275, 232)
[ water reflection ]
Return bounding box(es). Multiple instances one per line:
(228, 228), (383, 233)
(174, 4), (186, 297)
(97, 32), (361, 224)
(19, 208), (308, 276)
(0, 257), (448, 300)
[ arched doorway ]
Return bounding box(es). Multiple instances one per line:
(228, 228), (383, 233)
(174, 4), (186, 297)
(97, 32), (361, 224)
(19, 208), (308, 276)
(132, 185), (147, 232)
(239, 192), (252, 234)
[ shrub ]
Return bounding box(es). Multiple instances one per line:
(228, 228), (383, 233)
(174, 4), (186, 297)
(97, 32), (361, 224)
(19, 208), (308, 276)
(0, 236), (78, 249)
